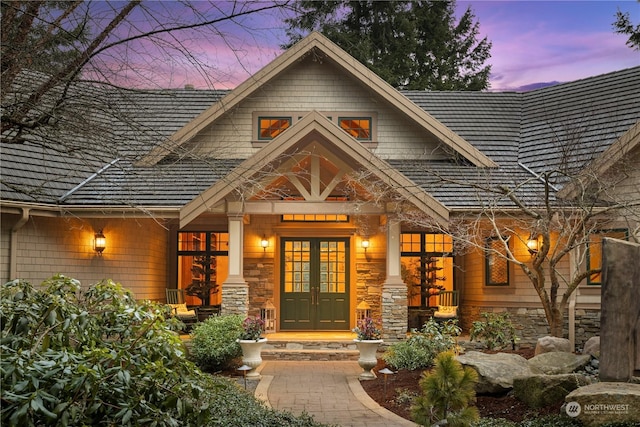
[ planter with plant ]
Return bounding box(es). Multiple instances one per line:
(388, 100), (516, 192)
(353, 317), (383, 380)
(237, 316), (267, 378)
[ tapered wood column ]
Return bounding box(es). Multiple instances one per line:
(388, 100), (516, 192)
(221, 207), (249, 316)
(381, 219), (407, 341)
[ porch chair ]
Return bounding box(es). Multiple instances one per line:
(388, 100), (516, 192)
(433, 290), (459, 321)
(165, 289), (198, 324)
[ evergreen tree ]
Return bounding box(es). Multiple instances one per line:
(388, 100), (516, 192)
(284, 0), (492, 90)
(412, 351), (479, 427)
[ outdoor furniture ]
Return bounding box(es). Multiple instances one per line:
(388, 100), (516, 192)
(433, 290), (459, 320)
(166, 289), (198, 326)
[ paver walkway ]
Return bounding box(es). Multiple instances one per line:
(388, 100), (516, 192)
(255, 360), (416, 427)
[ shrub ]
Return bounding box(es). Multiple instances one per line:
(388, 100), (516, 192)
(1, 276), (217, 426)
(1, 276), (325, 427)
(190, 314), (244, 371)
(383, 318), (460, 370)
(412, 351), (479, 427)
(470, 312), (519, 350)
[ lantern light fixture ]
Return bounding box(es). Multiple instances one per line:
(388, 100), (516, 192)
(94, 230), (106, 255)
(361, 239), (370, 251)
(527, 234), (539, 255)
(260, 236), (269, 251)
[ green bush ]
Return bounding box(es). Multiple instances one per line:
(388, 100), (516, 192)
(1, 276), (326, 427)
(470, 312), (519, 350)
(190, 314), (244, 371)
(413, 351), (479, 427)
(383, 318), (460, 370)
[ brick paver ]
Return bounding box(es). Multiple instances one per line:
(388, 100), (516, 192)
(256, 361), (416, 427)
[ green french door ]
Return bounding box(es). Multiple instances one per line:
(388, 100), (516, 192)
(280, 238), (350, 330)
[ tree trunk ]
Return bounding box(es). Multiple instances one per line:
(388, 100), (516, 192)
(548, 306), (564, 337)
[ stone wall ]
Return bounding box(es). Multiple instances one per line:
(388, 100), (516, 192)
(355, 260), (385, 319)
(460, 305), (600, 349)
(244, 259), (275, 318)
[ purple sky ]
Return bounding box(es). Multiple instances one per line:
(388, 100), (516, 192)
(113, 1), (639, 92)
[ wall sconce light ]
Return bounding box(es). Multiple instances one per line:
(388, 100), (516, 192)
(260, 236), (269, 252)
(94, 230), (106, 255)
(361, 239), (370, 251)
(527, 234), (539, 255)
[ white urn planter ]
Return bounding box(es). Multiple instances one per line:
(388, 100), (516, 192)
(237, 338), (267, 378)
(354, 339), (383, 380)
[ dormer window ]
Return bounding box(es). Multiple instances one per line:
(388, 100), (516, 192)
(258, 117), (291, 140)
(339, 117), (372, 141)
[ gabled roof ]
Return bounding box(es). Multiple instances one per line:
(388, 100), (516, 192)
(140, 32), (496, 168)
(558, 120), (640, 199)
(519, 67), (640, 175)
(180, 111), (450, 227)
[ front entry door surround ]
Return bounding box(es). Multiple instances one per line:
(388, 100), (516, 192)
(280, 238), (350, 330)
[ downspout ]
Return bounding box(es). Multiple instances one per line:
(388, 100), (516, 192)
(10, 207), (30, 280)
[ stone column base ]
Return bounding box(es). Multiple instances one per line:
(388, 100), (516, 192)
(381, 281), (407, 342)
(221, 281), (249, 316)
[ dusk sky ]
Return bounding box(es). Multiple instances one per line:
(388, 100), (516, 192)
(124, 1), (639, 92)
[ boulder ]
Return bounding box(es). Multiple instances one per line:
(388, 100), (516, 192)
(565, 382), (640, 427)
(582, 336), (600, 358)
(456, 351), (532, 394)
(513, 374), (591, 408)
(528, 351), (592, 375)
(534, 336), (571, 355)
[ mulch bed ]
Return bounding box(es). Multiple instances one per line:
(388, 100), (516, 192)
(360, 348), (565, 423)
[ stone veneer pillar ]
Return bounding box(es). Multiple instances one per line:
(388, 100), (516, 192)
(221, 210), (249, 316)
(381, 219), (407, 341)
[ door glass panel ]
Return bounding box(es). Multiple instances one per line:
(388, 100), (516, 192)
(284, 240), (310, 293)
(320, 240), (346, 293)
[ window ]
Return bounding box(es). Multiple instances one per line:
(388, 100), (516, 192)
(177, 232), (229, 305)
(253, 112), (377, 144)
(281, 196), (349, 222)
(586, 229), (628, 285)
(485, 237), (509, 286)
(339, 117), (372, 140)
(258, 117), (291, 140)
(401, 232), (454, 307)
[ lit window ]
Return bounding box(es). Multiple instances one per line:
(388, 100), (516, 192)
(485, 237), (509, 286)
(587, 229), (628, 285)
(401, 232), (454, 308)
(339, 117), (371, 140)
(258, 117), (291, 140)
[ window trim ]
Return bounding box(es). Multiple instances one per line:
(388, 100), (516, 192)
(586, 228), (629, 286)
(485, 236), (510, 286)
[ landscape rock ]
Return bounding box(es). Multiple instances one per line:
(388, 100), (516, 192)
(456, 351), (532, 394)
(534, 336), (571, 355)
(528, 351), (592, 375)
(565, 382), (640, 427)
(513, 373), (591, 408)
(582, 336), (600, 358)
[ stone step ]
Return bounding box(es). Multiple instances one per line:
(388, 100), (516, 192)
(261, 339), (360, 361)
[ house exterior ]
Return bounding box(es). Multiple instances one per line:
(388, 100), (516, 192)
(2, 33), (639, 345)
